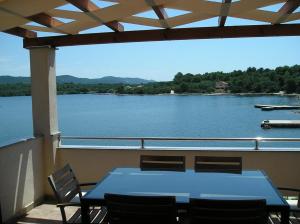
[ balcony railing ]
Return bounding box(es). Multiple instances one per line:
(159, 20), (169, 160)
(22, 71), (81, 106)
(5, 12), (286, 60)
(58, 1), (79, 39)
(59, 136), (300, 150)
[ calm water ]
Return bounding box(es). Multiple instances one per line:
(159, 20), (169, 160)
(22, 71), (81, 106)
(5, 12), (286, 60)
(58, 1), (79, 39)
(1, 94), (300, 148)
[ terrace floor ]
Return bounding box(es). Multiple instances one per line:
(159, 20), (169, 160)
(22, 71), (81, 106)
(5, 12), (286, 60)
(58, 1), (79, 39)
(16, 203), (300, 224)
(17, 203), (78, 224)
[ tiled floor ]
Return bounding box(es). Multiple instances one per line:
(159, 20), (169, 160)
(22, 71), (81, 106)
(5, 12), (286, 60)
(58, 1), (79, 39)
(17, 203), (78, 224)
(17, 203), (300, 224)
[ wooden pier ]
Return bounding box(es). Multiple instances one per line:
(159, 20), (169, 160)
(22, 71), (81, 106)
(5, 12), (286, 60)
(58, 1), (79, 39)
(255, 104), (300, 111)
(261, 120), (300, 129)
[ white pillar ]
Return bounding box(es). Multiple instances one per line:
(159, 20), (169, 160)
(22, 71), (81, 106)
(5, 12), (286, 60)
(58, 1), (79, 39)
(30, 47), (59, 195)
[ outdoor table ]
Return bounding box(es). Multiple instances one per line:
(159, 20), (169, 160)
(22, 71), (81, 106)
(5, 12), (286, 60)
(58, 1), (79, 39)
(81, 168), (290, 224)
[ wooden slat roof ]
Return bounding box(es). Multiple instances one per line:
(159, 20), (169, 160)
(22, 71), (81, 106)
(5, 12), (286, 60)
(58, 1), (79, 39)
(0, 0), (300, 47)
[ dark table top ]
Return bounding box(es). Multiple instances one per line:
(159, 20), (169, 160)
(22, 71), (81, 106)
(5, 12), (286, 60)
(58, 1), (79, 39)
(83, 168), (287, 207)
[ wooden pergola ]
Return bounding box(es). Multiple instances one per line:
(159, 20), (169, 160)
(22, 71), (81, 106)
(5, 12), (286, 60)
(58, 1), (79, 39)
(1, 1), (300, 222)
(1, 0), (300, 47)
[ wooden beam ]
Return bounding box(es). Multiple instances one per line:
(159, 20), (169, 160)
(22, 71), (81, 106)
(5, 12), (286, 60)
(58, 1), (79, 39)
(152, 5), (169, 28)
(279, 0), (300, 14)
(65, 0), (98, 12)
(103, 20), (124, 33)
(23, 24), (300, 48)
(4, 27), (37, 38)
(145, 0), (169, 28)
(275, 0), (300, 24)
(27, 12), (63, 27)
(65, 0), (124, 32)
(219, 0), (232, 27)
(152, 5), (168, 20)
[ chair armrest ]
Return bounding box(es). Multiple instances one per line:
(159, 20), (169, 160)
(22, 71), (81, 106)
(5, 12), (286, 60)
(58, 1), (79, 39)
(278, 187), (300, 192)
(57, 202), (81, 208)
(79, 182), (97, 187)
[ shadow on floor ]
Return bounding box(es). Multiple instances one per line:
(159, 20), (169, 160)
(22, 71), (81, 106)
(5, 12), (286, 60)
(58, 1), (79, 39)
(17, 217), (61, 224)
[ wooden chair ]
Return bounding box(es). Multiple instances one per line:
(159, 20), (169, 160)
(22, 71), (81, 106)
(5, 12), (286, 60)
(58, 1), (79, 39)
(194, 156), (242, 173)
(140, 155), (185, 171)
(104, 193), (178, 224)
(278, 187), (300, 218)
(48, 164), (107, 224)
(188, 198), (268, 224)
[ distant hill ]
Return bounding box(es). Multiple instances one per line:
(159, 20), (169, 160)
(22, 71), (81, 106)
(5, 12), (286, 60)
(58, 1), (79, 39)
(0, 75), (155, 85)
(0, 76), (31, 84)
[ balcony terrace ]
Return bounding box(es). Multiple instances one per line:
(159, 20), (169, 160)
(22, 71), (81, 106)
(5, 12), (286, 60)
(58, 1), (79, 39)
(1, 137), (300, 223)
(1, 0), (300, 223)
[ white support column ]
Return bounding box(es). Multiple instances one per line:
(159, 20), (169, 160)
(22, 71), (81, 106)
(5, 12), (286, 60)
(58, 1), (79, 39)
(30, 47), (59, 195)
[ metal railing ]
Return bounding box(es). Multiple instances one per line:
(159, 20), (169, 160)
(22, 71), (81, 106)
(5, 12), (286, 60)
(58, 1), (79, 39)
(59, 136), (300, 150)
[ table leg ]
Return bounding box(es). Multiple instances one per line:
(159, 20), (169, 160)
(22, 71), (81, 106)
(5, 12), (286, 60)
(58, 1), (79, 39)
(81, 201), (91, 223)
(281, 209), (289, 224)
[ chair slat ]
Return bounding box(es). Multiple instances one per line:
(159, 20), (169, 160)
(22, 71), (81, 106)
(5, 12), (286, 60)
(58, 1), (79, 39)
(142, 155), (185, 162)
(68, 208), (81, 223)
(268, 214), (282, 224)
(56, 171), (76, 190)
(105, 193), (178, 224)
(52, 164), (73, 181)
(140, 155), (185, 171)
(189, 198), (268, 224)
(195, 156), (242, 173)
(92, 207), (107, 224)
(59, 179), (80, 203)
(196, 156), (241, 163)
(64, 208), (107, 224)
(189, 199), (268, 224)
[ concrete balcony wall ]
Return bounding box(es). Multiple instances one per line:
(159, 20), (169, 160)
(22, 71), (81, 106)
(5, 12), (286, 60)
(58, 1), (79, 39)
(57, 147), (300, 193)
(0, 137), (44, 223)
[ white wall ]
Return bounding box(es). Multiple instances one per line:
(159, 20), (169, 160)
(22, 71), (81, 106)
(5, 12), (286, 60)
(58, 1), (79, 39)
(58, 147), (300, 193)
(0, 137), (44, 223)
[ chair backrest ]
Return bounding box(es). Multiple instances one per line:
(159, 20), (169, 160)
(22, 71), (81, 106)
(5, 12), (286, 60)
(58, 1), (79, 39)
(140, 155), (185, 171)
(48, 164), (81, 203)
(194, 156), (242, 173)
(104, 193), (178, 224)
(189, 198), (268, 224)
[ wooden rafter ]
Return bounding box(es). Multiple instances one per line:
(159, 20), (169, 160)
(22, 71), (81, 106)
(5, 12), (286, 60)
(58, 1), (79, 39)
(24, 24), (300, 48)
(26, 12), (72, 34)
(0, 6), (69, 35)
(219, 0), (232, 27)
(27, 12), (63, 28)
(66, 0), (98, 12)
(152, 5), (168, 20)
(279, 0), (300, 14)
(145, 0), (170, 28)
(153, 5), (170, 28)
(65, 0), (124, 32)
(274, 0), (300, 24)
(4, 27), (37, 38)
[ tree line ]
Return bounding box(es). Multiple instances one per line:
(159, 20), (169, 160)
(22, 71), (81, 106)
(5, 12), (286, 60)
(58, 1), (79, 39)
(0, 65), (299, 96)
(171, 65), (300, 94)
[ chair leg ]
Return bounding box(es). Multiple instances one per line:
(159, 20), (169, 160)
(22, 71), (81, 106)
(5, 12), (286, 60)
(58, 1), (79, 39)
(0, 203), (2, 224)
(292, 212), (300, 221)
(59, 207), (68, 224)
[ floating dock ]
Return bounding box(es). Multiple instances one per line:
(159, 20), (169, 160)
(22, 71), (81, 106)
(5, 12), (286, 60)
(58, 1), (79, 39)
(255, 104), (300, 111)
(261, 120), (300, 129)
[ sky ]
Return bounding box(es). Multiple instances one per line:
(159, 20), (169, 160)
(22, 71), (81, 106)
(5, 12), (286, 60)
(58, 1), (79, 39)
(0, 3), (300, 81)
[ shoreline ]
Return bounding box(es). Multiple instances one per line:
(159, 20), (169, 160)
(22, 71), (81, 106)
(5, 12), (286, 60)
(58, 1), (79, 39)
(94, 92), (300, 97)
(1, 92), (300, 98)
